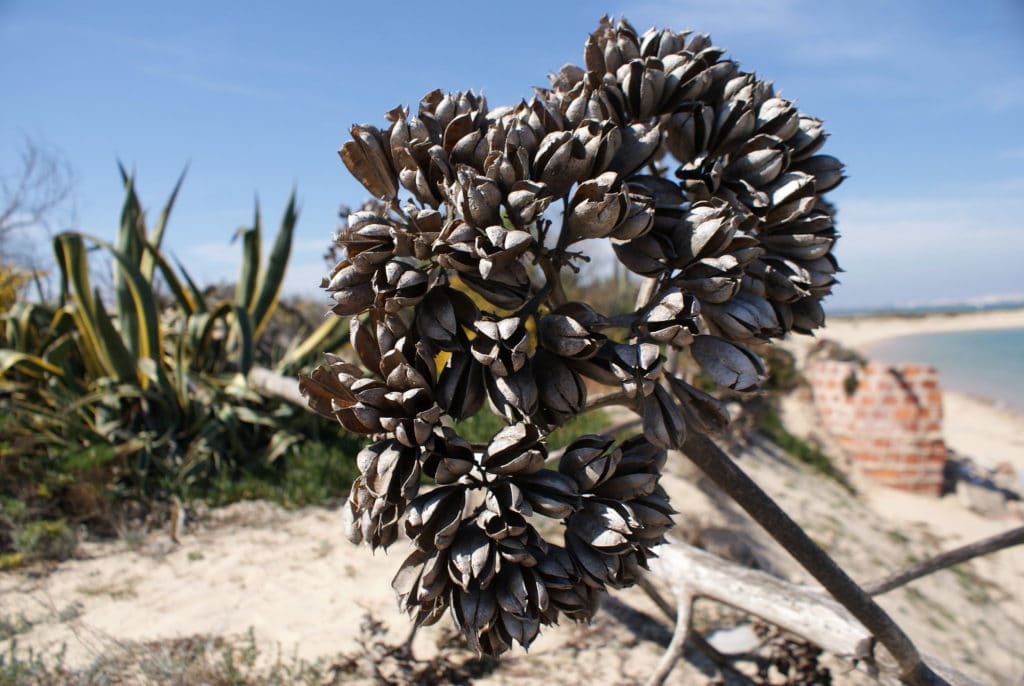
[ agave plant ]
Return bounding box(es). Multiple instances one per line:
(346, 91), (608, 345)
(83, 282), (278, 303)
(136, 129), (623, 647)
(0, 171), (351, 508)
(304, 16), (844, 655)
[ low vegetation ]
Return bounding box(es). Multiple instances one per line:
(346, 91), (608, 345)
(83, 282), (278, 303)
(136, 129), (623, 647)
(0, 617), (497, 686)
(0, 172), (354, 560)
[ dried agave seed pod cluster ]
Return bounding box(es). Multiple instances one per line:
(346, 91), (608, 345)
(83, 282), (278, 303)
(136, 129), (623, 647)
(303, 15), (843, 656)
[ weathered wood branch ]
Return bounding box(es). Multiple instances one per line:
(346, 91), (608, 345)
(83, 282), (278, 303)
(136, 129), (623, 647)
(865, 525), (1024, 596)
(645, 585), (694, 686)
(680, 432), (946, 686)
(247, 366), (304, 407)
(649, 540), (874, 660)
(646, 539), (984, 686)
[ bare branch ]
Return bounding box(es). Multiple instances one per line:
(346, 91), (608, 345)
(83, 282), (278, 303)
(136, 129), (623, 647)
(866, 525), (1024, 596)
(680, 432), (947, 686)
(649, 540), (874, 660)
(582, 389), (638, 412)
(247, 366), (305, 407)
(645, 588), (694, 686)
(538, 255), (568, 308)
(0, 136), (76, 266)
(646, 539), (984, 686)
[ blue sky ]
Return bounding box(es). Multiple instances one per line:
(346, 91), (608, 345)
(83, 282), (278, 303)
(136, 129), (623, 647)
(2, 0), (1023, 311)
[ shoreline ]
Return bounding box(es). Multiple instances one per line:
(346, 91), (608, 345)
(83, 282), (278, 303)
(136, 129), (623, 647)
(823, 306), (1024, 350)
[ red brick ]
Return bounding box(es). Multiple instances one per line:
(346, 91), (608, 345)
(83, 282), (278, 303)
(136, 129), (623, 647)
(893, 407), (916, 421)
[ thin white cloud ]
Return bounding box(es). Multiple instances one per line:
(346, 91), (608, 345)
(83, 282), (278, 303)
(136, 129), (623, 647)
(135, 64), (267, 99)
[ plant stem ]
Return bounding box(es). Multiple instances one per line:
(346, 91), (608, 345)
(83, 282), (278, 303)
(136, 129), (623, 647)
(539, 256), (568, 308)
(582, 389), (638, 412)
(865, 525), (1024, 596)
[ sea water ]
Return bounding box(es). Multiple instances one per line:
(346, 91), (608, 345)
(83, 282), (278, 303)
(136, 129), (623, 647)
(868, 328), (1024, 413)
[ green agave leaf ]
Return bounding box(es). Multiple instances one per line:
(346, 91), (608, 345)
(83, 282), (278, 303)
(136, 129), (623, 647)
(275, 314), (348, 374)
(234, 202), (261, 310)
(250, 191), (298, 338)
(231, 304), (254, 374)
(173, 256), (208, 314)
(89, 288), (137, 383)
(172, 303), (231, 409)
(53, 233), (114, 379)
(138, 239), (198, 315)
(76, 232), (163, 372)
(140, 165), (188, 282)
(266, 431), (303, 463)
(115, 174), (145, 357)
(232, 405), (276, 426)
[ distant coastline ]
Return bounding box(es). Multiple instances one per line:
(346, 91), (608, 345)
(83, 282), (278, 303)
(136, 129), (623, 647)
(829, 297), (1024, 319)
(819, 306), (1024, 350)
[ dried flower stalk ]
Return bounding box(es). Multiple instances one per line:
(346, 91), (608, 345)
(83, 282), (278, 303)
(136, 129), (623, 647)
(303, 15), (849, 658)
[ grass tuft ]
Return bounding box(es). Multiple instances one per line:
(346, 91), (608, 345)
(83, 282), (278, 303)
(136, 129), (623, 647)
(758, 407), (854, 493)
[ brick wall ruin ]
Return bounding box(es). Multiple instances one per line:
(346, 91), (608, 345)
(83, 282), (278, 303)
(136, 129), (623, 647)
(805, 361), (947, 496)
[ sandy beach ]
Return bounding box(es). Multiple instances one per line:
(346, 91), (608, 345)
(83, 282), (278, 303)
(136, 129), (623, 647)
(824, 307), (1024, 350)
(4, 308), (1024, 683)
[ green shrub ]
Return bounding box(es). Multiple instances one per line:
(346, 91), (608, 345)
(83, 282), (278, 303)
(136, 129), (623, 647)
(15, 520), (75, 562)
(0, 172), (355, 545)
(199, 433), (365, 509)
(763, 346), (802, 393)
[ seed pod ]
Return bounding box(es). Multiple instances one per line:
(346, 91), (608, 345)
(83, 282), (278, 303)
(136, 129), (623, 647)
(448, 166), (503, 228)
(565, 171), (630, 241)
(606, 341), (663, 396)
(505, 180), (552, 227)
(534, 130), (592, 198)
(538, 308), (603, 360)
(702, 291), (781, 341)
(608, 121), (661, 177)
(415, 286), (479, 352)
(515, 469), (582, 519)
(667, 376), (731, 435)
(482, 422), (547, 476)
(486, 365), (539, 421)
(690, 334), (766, 391)
(559, 434), (621, 491)
(406, 484), (469, 552)
(471, 317), (530, 377)
(422, 427), (476, 484)
(340, 124), (398, 200)
(533, 349), (587, 427)
(642, 383), (686, 449)
(640, 288), (700, 347)
(436, 351), (486, 420)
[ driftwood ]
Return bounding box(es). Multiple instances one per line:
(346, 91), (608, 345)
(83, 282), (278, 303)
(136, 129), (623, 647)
(648, 540), (874, 660)
(644, 539), (987, 686)
(680, 432), (943, 685)
(643, 524), (1024, 686)
(247, 366), (305, 407)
